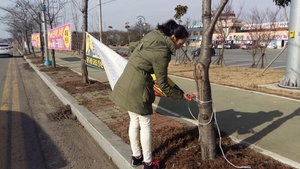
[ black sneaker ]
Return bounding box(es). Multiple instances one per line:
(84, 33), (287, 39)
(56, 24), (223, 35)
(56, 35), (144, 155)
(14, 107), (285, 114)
(131, 155), (143, 167)
(142, 159), (161, 169)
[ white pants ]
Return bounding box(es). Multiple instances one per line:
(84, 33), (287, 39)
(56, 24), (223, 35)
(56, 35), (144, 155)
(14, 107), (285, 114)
(128, 111), (152, 163)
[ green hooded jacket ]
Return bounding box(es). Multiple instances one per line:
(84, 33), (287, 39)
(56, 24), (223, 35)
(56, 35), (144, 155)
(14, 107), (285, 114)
(109, 28), (183, 115)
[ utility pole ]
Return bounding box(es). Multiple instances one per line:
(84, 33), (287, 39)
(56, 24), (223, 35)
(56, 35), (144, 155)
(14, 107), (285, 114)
(42, 0), (51, 66)
(98, 0), (102, 42)
(279, 0), (300, 89)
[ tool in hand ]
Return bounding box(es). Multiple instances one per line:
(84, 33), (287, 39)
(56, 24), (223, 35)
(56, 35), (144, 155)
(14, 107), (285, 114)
(186, 93), (196, 100)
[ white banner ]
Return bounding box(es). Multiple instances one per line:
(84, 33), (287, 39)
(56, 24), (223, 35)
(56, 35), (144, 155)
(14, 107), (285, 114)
(86, 32), (183, 97)
(86, 32), (127, 89)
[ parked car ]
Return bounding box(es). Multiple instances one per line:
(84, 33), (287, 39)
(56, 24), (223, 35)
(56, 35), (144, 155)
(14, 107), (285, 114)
(267, 43), (277, 49)
(224, 43), (240, 49)
(191, 48), (216, 60)
(0, 43), (13, 57)
(241, 44), (253, 50)
(217, 44), (224, 49)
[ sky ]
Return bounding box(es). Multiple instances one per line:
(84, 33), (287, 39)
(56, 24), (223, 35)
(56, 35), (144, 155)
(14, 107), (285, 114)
(0, 0), (289, 39)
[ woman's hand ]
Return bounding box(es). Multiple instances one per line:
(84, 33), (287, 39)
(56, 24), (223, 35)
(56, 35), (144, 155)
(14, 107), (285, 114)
(183, 93), (195, 101)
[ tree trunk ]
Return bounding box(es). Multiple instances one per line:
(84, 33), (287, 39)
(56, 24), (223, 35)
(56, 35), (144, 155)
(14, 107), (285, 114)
(251, 55), (256, 68)
(31, 44), (36, 57)
(51, 49), (56, 68)
(81, 0), (89, 84)
(48, 22), (56, 68)
(197, 0), (228, 160)
(194, 62), (215, 160)
(260, 53), (265, 68)
(213, 46), (226, 66)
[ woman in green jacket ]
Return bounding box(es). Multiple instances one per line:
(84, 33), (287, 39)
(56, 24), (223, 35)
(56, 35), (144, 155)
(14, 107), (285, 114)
(109, 19), (192, 169)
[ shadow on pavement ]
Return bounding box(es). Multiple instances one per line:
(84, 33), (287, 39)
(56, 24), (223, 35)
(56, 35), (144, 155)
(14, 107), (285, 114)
(216, 108), (300, 146)
(0, 110), (67, 169)
(156, 97), (199, 120)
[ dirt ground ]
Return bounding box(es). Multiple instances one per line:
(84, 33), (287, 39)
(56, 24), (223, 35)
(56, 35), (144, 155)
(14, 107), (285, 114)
(27, 54), (296, 169)
(18, 58), (118, 169)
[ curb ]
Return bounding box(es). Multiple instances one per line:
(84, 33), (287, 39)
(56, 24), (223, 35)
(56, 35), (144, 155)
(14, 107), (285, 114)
(24, 56), (300, 169)
(24, 56), (136, 169)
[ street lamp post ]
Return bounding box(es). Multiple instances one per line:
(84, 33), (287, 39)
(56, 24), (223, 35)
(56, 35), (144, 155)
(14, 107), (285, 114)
(98, 0), (103, 42)
(107, 26), (113, 46)
(41, 0), (51, 66)
(136, 15), (146, 40)
(125, 22), (130, 44)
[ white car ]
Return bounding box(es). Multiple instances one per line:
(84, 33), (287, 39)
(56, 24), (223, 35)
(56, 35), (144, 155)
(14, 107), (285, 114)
(267, 43), (277, 49)
(217, 44), (223, 49)
(0, 43), (13, 57)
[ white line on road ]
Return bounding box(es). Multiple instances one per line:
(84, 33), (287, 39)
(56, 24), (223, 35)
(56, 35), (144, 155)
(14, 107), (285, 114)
(270, 66), (286, 69)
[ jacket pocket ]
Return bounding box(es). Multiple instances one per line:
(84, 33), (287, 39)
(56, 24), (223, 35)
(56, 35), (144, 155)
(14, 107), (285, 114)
(142, 83), (155, 104)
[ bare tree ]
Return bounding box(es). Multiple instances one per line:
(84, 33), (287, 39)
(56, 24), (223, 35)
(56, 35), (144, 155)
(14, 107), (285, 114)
(243, 7), (280, 68)
(70, 0), (82, 53)
(212, 0), (245, 66)
(0, 1), (39, 54)
(183, 17), (192, 28)
(195, 0), (228, 160)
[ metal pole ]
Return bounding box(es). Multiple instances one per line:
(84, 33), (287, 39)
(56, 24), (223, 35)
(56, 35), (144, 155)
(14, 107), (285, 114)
(98, 0), (103, 42)
(260, 45), (287, 75)
(136, 15), (146, 41)
(42, 0), (51, 66)
(279, 0), (300, 88)
(139, 27), (141, 40)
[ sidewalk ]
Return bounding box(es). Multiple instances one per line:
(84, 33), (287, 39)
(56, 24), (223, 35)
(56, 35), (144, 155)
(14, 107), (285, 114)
(26, 51), (300, 169)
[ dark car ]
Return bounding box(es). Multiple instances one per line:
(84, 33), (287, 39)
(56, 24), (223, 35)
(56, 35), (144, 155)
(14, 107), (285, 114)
(224, 43), (240, 49)
(191, 48), (216, 60)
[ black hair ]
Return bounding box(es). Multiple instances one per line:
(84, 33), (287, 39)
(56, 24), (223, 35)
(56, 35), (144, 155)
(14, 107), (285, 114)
(157, 19), (189, 39)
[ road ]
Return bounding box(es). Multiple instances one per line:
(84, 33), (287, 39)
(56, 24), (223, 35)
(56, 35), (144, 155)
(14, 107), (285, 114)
(0, 54), (118, 168)
(115, 46), (288, 70)
(173, 47), (288, 70)
(219, 48), (287, 70)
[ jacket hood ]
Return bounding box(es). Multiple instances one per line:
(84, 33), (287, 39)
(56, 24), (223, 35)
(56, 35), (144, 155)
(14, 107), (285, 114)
(155, 28), (176, 56)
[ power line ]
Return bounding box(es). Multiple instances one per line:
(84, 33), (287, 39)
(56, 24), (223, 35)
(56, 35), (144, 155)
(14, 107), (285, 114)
(61, 0), (116, 27)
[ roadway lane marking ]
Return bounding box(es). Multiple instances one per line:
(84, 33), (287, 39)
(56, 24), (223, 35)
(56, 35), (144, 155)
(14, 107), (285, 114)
(11, 58), (27, 169)
(270, 66), (286, 69)
(0, 58), (12, 169)
(230, 63), (254, 67)
(0, 58), (27, 169)
(222, 59), (254, 63)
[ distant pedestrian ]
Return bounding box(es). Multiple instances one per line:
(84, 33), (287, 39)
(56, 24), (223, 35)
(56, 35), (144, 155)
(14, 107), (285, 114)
(109, 19), (192, 169)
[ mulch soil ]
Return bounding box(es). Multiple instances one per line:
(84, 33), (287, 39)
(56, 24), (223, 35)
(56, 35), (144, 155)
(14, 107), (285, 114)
(26, 54), (295, 169)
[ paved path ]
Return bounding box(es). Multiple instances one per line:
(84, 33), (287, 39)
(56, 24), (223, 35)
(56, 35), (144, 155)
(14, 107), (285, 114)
(27, 51), (300, 168)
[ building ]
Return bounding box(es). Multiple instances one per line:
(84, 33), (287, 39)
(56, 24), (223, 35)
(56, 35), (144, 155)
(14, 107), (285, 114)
(187, 11), (288, 48)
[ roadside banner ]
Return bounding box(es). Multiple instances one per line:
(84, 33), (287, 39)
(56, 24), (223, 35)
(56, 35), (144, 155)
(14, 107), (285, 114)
(85, 33), (105, 69)
(85, 32), (126, 89)
(48, 23), (71, 50)
(31, 33), (41, 48)
(85, 32), (183, 96)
